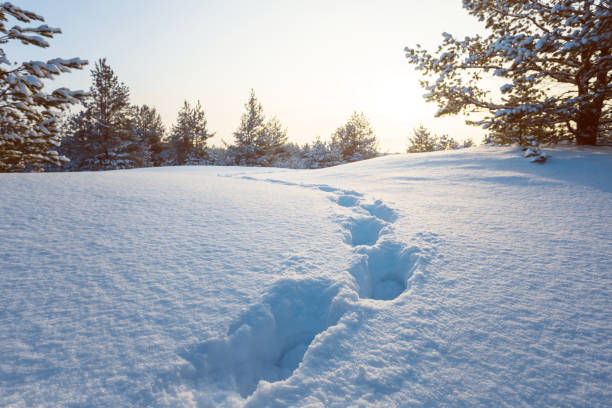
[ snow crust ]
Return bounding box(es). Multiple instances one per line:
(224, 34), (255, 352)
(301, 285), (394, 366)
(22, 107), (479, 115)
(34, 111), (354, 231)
(1, 146), (610, 407)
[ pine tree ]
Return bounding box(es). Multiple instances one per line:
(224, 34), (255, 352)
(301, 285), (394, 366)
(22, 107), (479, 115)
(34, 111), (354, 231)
(273, 142), (305, 168)
(462, 138), (475, 148)
(404, 0), (612, 146)
(233, 89), (266, 165)
(133, 105), (165, 167)
(231, 89), (289, 166)
(169, 100), (213, 165)
(0, 2), (88, 171)
(407, 124), (437, 153)
(58, 110), (92, 170)
(330, 111), (379, 162)
(254, 116), (289, 166)
(64, 59), (140, 170)
(306, 136), (343, 168)
(436, 134), (459, 151)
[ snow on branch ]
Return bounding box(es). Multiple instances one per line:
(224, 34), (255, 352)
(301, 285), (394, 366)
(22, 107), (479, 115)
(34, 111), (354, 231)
(0, 2), (88, 171)
(405, 0), (612, 146)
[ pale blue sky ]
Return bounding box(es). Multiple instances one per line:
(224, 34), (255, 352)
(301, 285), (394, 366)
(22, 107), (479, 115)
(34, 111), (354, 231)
(9, 0), (486, 152)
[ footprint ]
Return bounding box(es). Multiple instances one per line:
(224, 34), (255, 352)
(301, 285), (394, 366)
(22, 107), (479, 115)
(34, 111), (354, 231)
(315, 185), (338, 193)
(335, 194), (360, 208)
(344, 216), (387, 246)
(312, 184), (363, 197)
(263, 178), (296, 187)
(179, 278), (348, 398)
(360, 200), (398, 223)
(349, 240), (419, 301)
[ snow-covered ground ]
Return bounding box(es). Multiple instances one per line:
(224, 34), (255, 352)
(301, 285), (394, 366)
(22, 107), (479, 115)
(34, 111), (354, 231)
(1, 146), (610, 407)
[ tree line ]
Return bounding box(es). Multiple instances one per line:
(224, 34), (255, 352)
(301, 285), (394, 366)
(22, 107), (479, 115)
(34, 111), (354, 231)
(58, 59), (379, 171)
(1, 1), (610, 172)
(0, 3), (379, 172)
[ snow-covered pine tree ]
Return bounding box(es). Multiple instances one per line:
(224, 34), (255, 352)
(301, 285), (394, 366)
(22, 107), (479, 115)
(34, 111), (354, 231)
(232, 89), (266, 165)
(232, 89), (289, 166)
(436, 134), (459, 150)
(0, 2), (88, 171)
(306, 136), (343, 168)
(407, 124), (437, 153)
(65, 58), (141, 170)
(462, 137), (475, 148)
(272, 141), (304, 168)
(133, 105), (165, 167)
(254, 116), (289, 166)
(330, 111), (379, 162)
(58, 110), (92, 170)
(169, 100), (212, 165)
(404, 0), (612, 146)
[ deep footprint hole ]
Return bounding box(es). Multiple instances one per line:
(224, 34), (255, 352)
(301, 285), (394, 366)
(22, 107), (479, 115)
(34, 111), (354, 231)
(372, 278), (406, 300)
(346, 216), (387, 246)
(179, 279), (344, 398)
(335, 194), (360, 208)
(350, 240), (418, 301)
(361, 200), (398, 223)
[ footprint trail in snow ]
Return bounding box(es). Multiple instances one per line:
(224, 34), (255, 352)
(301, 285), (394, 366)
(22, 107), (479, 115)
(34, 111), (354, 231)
(179, 176), (428, 399)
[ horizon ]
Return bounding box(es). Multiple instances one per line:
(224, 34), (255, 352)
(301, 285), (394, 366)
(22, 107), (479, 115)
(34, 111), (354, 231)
(8, 0), (487, 152)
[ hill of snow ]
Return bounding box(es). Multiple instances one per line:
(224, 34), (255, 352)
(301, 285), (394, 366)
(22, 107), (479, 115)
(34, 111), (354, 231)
(1, 146), (610, 407)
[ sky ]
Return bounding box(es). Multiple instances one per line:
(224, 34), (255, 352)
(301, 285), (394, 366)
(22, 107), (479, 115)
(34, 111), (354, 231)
(8, 0), (488, 152)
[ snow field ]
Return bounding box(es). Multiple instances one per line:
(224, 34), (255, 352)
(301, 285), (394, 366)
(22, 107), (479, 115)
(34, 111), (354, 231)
(217, 146), (611, 407)
(0, 170), (355, 406)
(1, 146), (610, 407)
(177, 178), (429, 402)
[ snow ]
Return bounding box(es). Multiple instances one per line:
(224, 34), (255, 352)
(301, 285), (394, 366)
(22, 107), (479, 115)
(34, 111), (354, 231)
(1, 146), (611, 407)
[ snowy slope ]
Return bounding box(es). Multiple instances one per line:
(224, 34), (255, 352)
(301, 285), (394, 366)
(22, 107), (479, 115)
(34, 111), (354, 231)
(1, 146), (610, 407)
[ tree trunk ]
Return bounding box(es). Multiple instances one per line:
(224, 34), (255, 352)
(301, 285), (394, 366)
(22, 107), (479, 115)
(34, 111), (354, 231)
(575, 99), (603, 145)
